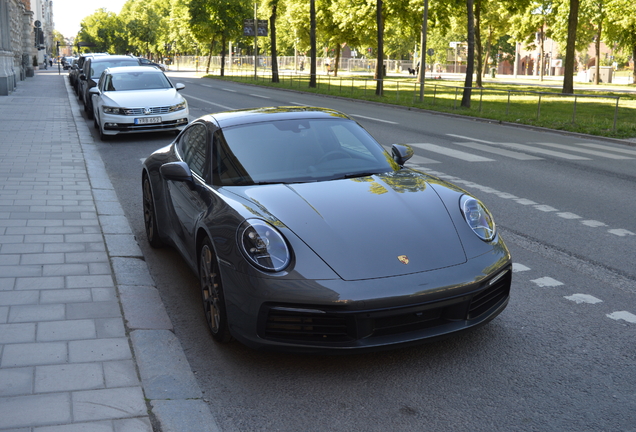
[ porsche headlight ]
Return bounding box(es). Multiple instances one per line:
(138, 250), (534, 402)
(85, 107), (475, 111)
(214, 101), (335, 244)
(238, 219), (291, 272)
(460, 195), (496, 241)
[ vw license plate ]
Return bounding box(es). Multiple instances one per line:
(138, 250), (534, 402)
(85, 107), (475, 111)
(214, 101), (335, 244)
(135, 117), (161, 125)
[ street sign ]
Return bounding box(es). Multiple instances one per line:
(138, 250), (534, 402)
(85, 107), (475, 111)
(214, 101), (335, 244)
(243, 19), (268, 37)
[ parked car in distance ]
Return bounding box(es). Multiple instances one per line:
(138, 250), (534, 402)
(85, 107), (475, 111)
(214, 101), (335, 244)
(138, 57), (167, 71)
(89, 66), (189, 140)
(70, 52), (109, 95)
(61, 56), (76, 70)
(79, 55), (141, 118)
(141, 106), (512, 353)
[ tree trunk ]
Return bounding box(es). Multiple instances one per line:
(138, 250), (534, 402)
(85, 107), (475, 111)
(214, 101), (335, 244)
(309, 0), (316, 88)
(474, 0), (482, 87)
(270, 4), (279, 83)
(206, 38), (215, 75)
(562, 0), (579, 94)
(375, 0), (384, 96)
(334, 43), (341, 77)
(461, 0), (475, 108)
(632, 43), (636, 85)
(594, 23), (601, 85)
(220, 36), (226, 77)
(417, 0), (429, 102)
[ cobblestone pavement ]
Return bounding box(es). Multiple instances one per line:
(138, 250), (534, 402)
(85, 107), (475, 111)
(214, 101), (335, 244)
(0, 70), (219, 432)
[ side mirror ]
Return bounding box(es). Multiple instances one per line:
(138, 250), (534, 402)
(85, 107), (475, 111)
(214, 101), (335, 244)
(175, 83), (185, 91)
(160, 161), (194, 188)
(79, 73), (86, 81)
(391, 144), (414, 166)
(88, 87), (100, 96)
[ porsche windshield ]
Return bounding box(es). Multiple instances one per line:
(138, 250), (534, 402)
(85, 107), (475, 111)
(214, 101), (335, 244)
(214, 118), (397, 186)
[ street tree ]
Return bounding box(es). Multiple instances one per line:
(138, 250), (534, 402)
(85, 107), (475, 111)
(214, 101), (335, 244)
(604, 0), (636, 84)
(189, 0), (250, 75)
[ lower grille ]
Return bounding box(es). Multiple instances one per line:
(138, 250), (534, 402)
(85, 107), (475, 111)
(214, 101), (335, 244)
(468, 270), (511, 319)
(265, 308), (352, 342)
(261, 267), (511, 345)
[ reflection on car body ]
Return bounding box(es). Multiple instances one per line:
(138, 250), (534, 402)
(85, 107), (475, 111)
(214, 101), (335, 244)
(141, 106), (512, 353)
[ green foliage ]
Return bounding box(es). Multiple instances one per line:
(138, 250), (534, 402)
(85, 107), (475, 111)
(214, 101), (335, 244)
(70, 0), (635, 79)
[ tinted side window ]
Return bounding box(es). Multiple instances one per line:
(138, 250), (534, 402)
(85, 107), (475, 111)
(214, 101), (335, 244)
(179, 124), (208, 179)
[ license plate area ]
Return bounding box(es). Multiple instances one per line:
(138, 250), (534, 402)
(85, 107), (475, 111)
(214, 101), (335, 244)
(135, 117), (161, 125)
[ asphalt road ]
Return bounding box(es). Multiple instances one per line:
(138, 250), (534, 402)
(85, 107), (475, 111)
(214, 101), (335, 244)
(84, 72), (636, 432)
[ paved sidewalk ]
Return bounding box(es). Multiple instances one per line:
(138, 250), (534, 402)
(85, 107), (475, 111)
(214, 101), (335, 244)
(0, 71), (220, 431)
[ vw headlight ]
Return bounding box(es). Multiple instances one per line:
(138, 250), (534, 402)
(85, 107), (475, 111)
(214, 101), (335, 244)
(460, 195), (496, 241)
(238, 219), (291, 272)
(169, 100), (187, 112)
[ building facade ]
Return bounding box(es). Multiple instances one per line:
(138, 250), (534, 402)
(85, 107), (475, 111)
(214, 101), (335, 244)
(0, 0), (35, 95)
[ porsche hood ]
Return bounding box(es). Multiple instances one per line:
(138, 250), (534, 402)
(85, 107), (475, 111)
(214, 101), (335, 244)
(235, 172), (468, 281)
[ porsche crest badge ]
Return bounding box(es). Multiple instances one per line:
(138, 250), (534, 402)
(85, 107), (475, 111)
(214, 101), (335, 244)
(398, 255), (409, 265)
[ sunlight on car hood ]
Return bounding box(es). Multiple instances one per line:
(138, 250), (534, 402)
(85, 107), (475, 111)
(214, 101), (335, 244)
(235, 173), (467, 281)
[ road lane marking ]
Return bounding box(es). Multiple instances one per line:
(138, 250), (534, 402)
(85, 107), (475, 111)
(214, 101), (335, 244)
(411, 143), (495, 162)
(564, 294), (603, 304)
(557, 212), (581, 219)
(579, 143), (636, 156)
(350, 114), (399, 124)
(250, 94), (270, 99)
(453, 141), (543, 160)
(607, 311), (636, 323)
(608, 229), (635, 237)
(531, 277), (564, 287)
(513, 263), (530, 272)
(581, 220), (607, 227)
(446, 134), (591, 160)
(534, 142), (633, 159)
(223, 88), (237, 92)
(201, 84), (213, 88)
(409, 154), (440, 165)
(182, 93), (234, 110)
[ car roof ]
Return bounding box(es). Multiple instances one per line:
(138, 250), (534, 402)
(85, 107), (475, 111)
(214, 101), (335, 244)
(104, 66), (165, 75)
(88, 55), (138, 63)
(204, 106), (352, 128)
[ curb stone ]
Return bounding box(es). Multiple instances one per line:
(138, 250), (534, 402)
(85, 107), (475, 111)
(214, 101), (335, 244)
(64, 74), (221, 432)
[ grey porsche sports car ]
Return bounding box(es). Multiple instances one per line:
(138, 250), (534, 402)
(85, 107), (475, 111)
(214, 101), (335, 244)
(141, 106), (512, 353)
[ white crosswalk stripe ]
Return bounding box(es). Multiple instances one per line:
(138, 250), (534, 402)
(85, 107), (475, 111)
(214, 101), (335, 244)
(578, 143), (636, 156)
(453, 141), (543, 160)
(410, 143), (495, 162)
(533, 142), (633, 159)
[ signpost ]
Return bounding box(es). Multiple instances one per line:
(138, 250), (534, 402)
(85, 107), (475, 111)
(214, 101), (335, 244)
(243, 5), (268, 79)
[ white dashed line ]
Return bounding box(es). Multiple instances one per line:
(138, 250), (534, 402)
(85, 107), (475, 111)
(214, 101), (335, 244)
(608, 229), (635, 237)
(581, 220), (607, 227)
(223, 88), (237, 92)
(182, 94), (234, 110)
(351, 114), (399, 124)
(564, 294), (603, 304)
(606, 311), (636, 323)
(557, 212), (581, 220)
(512, 263), (530, 272)
(531, 277), (564, 287)
(250, 94), (271, 99)
(515, 198), (537, 205)
(534, 205), (558, 212)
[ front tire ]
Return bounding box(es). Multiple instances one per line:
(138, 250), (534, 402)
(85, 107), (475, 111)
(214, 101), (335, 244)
(142, 175), (164, 248)
(200, 238), (232, 343)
